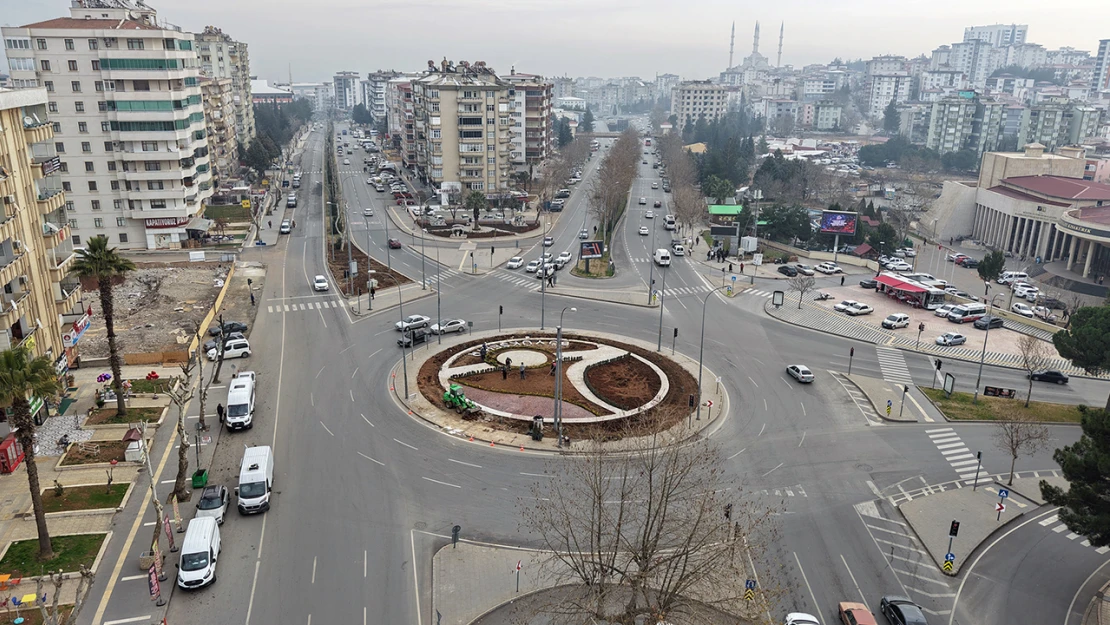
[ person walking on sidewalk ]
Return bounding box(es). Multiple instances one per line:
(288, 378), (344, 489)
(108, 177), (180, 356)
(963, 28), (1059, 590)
(216, 403), (225, 423)
(268, 220), (272, 229)
(840, 275), (845, 286)
(520, 363), (526, 380)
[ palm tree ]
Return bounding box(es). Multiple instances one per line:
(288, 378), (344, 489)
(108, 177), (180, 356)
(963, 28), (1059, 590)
(72, 236), (135, 416)
(0, 347), (62, 560)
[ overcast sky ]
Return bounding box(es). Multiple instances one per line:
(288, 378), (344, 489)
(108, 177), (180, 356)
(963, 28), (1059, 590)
(2, 0), (1107, 82)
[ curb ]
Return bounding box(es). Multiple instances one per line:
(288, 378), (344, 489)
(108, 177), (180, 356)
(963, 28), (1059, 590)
(898, 502), (1027, 577)
(839, 374), (916, 423)
(31, 480), (138, 519)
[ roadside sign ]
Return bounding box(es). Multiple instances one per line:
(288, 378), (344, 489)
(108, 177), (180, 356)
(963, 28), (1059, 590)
(579, 240), (603, 259)
(745, 588), (755, 601)
(945, 552), (955, 562)
(996, 502), (1006, 512)
(943, 560), (954, 572)
(998, 489), (1009, 499)
(745, 579), (756, 589)
(147, 562), (160, 600)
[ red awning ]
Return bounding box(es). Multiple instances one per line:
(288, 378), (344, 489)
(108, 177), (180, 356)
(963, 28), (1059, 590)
(876, 274), (926, 293)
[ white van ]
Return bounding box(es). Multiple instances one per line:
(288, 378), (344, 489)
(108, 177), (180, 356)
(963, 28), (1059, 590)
(998, 271), (1029, 285)
(177, 516), (221, 589)
(672, 244), (686, 257)
(663, 215), (676, 231)
(237, 446), (274, 514)
(653, 249), (671, 266)
(224, 372), (255, 431)
(947, 303), (988, 323)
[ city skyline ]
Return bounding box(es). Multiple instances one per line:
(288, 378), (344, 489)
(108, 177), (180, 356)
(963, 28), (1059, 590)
(1, 0), (1108, 82)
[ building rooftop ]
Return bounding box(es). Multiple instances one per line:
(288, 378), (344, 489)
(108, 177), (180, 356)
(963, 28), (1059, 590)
(1003, 175), (1110, 201)
(19, 17), (159, 30)
(250, 80), (291, 96)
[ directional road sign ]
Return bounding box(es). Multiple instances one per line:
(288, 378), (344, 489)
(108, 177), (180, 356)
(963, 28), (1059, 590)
(945, 552), (955, 562)
(996, 502), (1006, 512)
(745, 579), (756, 590)
(998, 489), (1009, 499)
(744, 588), (756, 601)
(943, 560), (954, 572)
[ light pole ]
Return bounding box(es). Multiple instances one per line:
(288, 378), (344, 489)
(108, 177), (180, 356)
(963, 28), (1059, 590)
(555, 307), (576, 447)
(656, 265), (667, 351)
(973, 293), (1005, 402)
(646, 211), (657, 304)
(876, 241), (886, 276)
(362, 215), (373, 311)
(695, 286), (730, 422)
(540, 258), (547, 331)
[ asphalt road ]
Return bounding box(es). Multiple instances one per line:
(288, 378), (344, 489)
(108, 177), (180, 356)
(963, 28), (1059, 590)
(92, 121), (1108, 625)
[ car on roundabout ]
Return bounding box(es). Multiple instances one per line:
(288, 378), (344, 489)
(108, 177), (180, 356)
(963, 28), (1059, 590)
(879, 595), (929, 625)
(543, 236), (554, 247)
(639, 197), (647, 205)
(431, 319), (467, 334)
(579, 229), (589, 239)
(507, 256), (524, 269)
(362, 207), (373, 217)
(653, 200), (662, 208)
(786, 364), (814, 383)
(645, 210), (654, 219)
(388, 238), (402, 249)
(395, 314), (431, 331)
(525, 260), (541, 272)
(555, 251), (573, 267)
(838, 601), (878, 625)
(777, 265), (798, 277)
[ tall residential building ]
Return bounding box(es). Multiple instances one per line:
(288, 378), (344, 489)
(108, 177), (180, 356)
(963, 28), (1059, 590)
(386, 78), (414, 168)
(289, 82), (330, 111)
(963, 24), (1028, 47)
(925, 91), (1004, 156)
(194, 25), (255, 149)
(200, 77), (237, 186)
(0, 87), (86, 373)
(411, 60), (513, 198)
(333, 71), (360, 109)
(813, 101), (842, 130)
(1094, 39), (1110, 95)
(670, 81), (729, 127)
(366, 70), (400, 124)
(1021, 103), (1068, 150)
(868, 74), (912, 117)
(2, 1), (215, 250)
(502, 72), (553, 175)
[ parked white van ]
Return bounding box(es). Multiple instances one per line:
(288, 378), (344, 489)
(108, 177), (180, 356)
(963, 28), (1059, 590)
(947, 303), (988, 323)
(224, 372), (255, 431)
(237, 446), (274, 514)
(653, 249), (671, 266)
(177, 516), (221, 589)
(998, 271), (1029, 285)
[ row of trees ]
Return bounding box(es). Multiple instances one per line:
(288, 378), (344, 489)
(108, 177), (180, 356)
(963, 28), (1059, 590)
(351, 103), (374, 126)
(857, 136), (980, 174)
(656, 133), (708, 233)
(242, 100), (313, 177)
(587, 130), (640, 243)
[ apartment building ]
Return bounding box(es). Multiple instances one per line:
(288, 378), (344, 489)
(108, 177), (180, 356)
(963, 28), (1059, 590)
(925, 91), (1004, 156)
(1094, 39), (1110, 95)
(813, 101), (843, 130)
(2, 1), (215, 250)
(670, 81), (729, 127)
(411, 60), (513, 198)
(366, 70), (400, 124)
(0, 87), (86, 375)
(333, 71), (360, 110)
(868, 74), (912, 117)
(799, 71), (846, 101)
(250, 79), (292, 106)
(386, 78), (414, 168)
(289, 82), (330, 111)
(200, 76), (236, 186)
(502, 72), (553, 175)
(194, 25), (254, 149)
(963, 24), (1028, 47)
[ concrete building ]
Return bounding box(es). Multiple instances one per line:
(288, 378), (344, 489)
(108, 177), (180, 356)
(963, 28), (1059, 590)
(925, 91), (1004, 156)
(193, 25), (255, 149)
(411, 59), (514, 198)
(250, 79), (292, 106)
(2, 1), (215, 250)
(799, 71), (847, 101)
(963, 24), (1028, 47)
(868, 73), (912, 118)
(814, 100), (842, 130)
(1094, 39), (1110, 95)
(655, 73), (680, 102)
(386, 77), (414, 168)
(333, 71), (360, 110)
(551, 76), (575, 100)
(366, 70), (400, 124)
(199, 77), (237, 186)
(289, 82), (330, 111)
(502, 72), (553, 175)
(0, 87), (87, 372)
(671, 80), (729, 127)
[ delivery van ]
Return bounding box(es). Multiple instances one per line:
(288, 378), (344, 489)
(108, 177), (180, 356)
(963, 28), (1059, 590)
(653, 249), (671, 266)
(224, 371), (255, 431)
(177, 516), (221, 589)
(236, 446), (274, 514)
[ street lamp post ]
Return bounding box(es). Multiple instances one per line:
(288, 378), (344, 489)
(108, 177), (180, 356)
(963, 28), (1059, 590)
(435, 243), (442, 345)
(695, 286), (730, 421)
(876, 241), (886, 276)
(362, 215), (373, 311)
(973, 293), (1005, 402)
(555, 307), (576, 447)
(656, 265), (667, 351)
(646, 213), (657, 304)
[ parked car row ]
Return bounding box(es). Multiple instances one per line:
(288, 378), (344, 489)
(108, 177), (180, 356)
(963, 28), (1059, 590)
(785, 595), (926, 625)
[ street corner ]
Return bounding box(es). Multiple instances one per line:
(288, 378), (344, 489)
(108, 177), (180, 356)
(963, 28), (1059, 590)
(846, 373), (923, 422)
(898, 481), (1037, 575)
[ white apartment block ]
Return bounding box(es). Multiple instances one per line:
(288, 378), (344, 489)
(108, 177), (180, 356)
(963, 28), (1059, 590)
(943, 40), (1006, 88)
(670, 81), (729, 127)
(1094, 40), (1110, 95)
(920, 69), (968, 93)
(800, 72), (846, 101)
(814, 101), (842, 131)
(289, 82), (330, 111)
(868, 74), (912, 117)
(200, 76), (236, 185)
(411, 60), (514, 198)
(963, 24), (1028, 47)
(333, 71), (360, 109)
(502, 72), (553, 175)
(194, 25), (255, 149)
(2, 1), (215, 250)
(366, 71), (400, 125)
(655, 74), (680, 101)
(867, 55), (908, 77)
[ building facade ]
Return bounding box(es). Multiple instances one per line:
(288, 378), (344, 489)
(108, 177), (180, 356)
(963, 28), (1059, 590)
(0, 87), (87, 377)
(503, 73), (553, 175)
(250, 79), (292, 106)
(333, 71), (360, 110)
(200, 77), (236, 186)
(963, 24), (1028, 47)
(2, 1), (215, 250)
(670, 81), (729, 127)
(366, 70), (399, 124)
(1093, 39), (1110, 95)
(193, 25), (254, 149)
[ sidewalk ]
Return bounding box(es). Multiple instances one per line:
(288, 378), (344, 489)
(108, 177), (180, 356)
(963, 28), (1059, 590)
(846, 374), (937, 422)
(347, 281), (436, 317)
(433, 542), (564, 625)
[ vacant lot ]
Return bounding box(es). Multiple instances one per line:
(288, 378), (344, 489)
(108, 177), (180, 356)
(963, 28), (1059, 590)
(59, 440), (130, 466)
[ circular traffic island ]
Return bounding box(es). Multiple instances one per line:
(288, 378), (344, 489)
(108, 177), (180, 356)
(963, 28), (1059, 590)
(414, 332), (699, 441)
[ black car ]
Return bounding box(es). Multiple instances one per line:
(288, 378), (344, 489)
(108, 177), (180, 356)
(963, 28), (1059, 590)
(962, 258), (979, 268)
(398, 328), (430, 348)
(1035, 296), (1064, 309)
(880, 595), (928, 625)
(777, 265), (798, 277)
(209, 321), (248, 336)
(1029, 369), (1069, 384)
(859, 278), (878, 289)
(973, 315), (1004, 330)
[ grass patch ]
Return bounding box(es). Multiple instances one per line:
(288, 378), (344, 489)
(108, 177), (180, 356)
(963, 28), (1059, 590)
(571, 253), (615, 278)
(42, 483), (128, 513)
(204, 204), (251, 223)
(59, 441), (130, 466)
(127, 377), (174, 394)
(0, 606), (73, 625)
(85, 406), (163, 426)
(921, 387), (1082, 423)
(0, 534), (106, 574)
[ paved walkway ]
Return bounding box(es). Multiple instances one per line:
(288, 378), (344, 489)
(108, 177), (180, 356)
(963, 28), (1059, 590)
(432, 542), (565, 625)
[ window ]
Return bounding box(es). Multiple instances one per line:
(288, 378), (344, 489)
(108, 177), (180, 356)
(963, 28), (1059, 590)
(74, 101), (85, 113)
(7, 57), (34, 72)
(59, 163), (68, 174)
(62, 181), (72, 192)
(486, 104), (494, 112)
(113, 200), (123, 210)
(48, 101), (58, 113)
(52, 122), (61, 132)
(116, 217), (126, 226)
(487, 144), (495, 152)
(40, 60), (51, 71)
(81, 141), (91, 152)
(72, 235), (81, 245)
(91, 200), (101, 211)
(44, 80), (53, 92)
(71, 81), (81, 92)
(110, 180), (119, 190)
(127, 39), (144, 50)
(91, 60), (100, 71)
(128, 200), (140, 210)
(107, 161), (116, 171)
(88, 181), (97, 191)
(84, 161), (94, 172)
(147, 180), (164, 190)
(4, 38), (30, 50)
(55, 142), (65, 153)
(150, 199), (167, 209)
(132, 79), (150, 91)
(94, 218), (103, 228)
(65, 201), (75, 212)
(88, 39), (98, 50)
(488, 157), (496, 165)
(104, 80), (115, 91)
(144, 162), (161, 171)
(68, 60), (78, 71)
(36, 39), (47, 50)
(141, 141), (158, 151)
(78, 122), (88, 134)
(119, 233), (128, 243)
(101, 121), (110, 132)
(98, 100), (107, 111)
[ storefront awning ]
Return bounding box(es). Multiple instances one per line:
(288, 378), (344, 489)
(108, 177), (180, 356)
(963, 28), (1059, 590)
(876, 274), (926, 293)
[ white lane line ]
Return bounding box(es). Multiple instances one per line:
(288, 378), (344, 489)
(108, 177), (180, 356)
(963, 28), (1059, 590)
(319, 421), (334, 436)
(394, 438), (418, 450)
(351, 367), (359, 378)
(798, 432), (807, 448)
(357, 451), (385, 466)
(764, 398), (768, 411)
(762, 462), (784, 477)
(866, 480), (883, 498)
(748, 376), (759, 388)
(367, 348), (382, 360)
(316, 366), (326, 379)
(520, 472), (552, 477)
(364, 550), (368, 578)
(361, 413), (375, 427)
(448, 458), (483, 468)
(312, 556), (317, 584)
(840, 554), (868, 605)
(143, 521), (156, 527)
(758, 423), (766, 437)
(728, 448), (747, 460)
(926, 427), (954, 434)
(119, 574), (147, 582)
(422, 476), (461, 488)
(104, 618), (153, 625)
(350, 389), (355, 402)
(793, 552), (826, 625)
(800, 402), (806, 417)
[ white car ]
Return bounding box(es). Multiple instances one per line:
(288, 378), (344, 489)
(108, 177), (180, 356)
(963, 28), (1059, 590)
(947, 253), (968, 262)
(900, 247), (917, 257)
(207, 338), (251, 361)
(845, 303), (874, 316)
(934, 304), (956, 317)
(651, 182), (659, 189)
(543, 236), (554, 247)
(1032, 306), (1058, 322)
(362, 207), (373, 217)
(555, 251), (573, 267)
(639, 226), (650, 235)
(786, 365), (814, 383)
(395, 314), (431, 331)
(431, 318), (467, 334)
(794, 264), (816, 276)
(645, 210), (654, 219)
(639, 197), (647, 205)
(579, 229), (589, 239)
(525, 260), (541, 273)
(507, 256), (524, 269)
(815, 262), (842, 274)
(834, 300), (861, 313)
(1011, 302), (1035, 318)
(784, 612), (821, 625)
(882, 313), (911, 329)
(936, 332), (967, 346)
(194, 485), (229, 525)
(313, 275), (329, 292)
(888, 261), (912, 271)
(366, 178), (375, 184)
(343, 158), (350, 165)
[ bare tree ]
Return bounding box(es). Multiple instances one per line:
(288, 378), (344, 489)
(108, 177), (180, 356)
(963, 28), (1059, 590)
(34, 565), (95, 625)
(1016, 334), (1053, 407)
(166, 327), (202, 502)
(788, 275), (817, 309)
(518, 415), (785, 624)
(993, 412), (1051, 486)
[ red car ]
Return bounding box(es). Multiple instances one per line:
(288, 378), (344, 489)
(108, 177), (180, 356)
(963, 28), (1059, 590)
(388, 238), (402, 249)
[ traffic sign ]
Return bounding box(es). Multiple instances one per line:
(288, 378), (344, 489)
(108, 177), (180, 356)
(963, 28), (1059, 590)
(945, 552), (955, 562)
(745, 579), (756, 590)
(744, 588), (756, 601)
(942, 560), (953, 572)
(996, 502), (1006, 512)
(705, 400), (714, 408)
(998, 489), (1009, 499)
(731, 275), (737, 282)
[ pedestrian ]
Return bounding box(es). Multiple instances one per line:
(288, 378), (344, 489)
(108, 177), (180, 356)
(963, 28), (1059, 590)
(506, 357), (513, 368)
(550, 362), (556, 376)
(695, 235), (700, 246)
(501, 364), (508, 380)
(520, 363), (526, 380)
(740, 262), (745, 273)
(370, 285), (376, 300)
(840, 275), (845, 286)
(216, 403), (225, 423)
(268, 220), (272, 229)
(480, 342), (488, 361)
(250, 292), (256, 306)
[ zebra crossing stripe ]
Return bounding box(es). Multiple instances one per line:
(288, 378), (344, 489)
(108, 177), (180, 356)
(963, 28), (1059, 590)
(267, 305), (274, 313)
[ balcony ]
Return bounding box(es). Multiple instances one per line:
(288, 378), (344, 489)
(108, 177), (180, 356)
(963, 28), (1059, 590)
(37, 190), (65, 215)
(0, 289), (30, 332)
(0, 253), (29, 291)
(23, 122), (53, 145)
(54, 277), (82, 316)
(49, 245), (76, 279)
(42, 219), (70, 249)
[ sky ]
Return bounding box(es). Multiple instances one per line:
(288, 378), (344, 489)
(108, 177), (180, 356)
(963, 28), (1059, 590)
(1, 0), (1108, 83)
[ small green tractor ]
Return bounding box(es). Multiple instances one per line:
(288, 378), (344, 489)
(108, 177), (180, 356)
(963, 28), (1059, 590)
(443, 384), (482, 418)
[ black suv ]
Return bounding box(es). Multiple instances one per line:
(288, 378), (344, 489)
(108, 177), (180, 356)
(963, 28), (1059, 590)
(973, 315), (1004, 330)
(777, 265), (798, 277)
(398, 328), (430, 348)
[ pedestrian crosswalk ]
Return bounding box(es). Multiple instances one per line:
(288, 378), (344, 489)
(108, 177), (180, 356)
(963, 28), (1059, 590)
(758, 484), (807, 498)
(266, 299), (343, 314)
(876, 347), (914, 385)
(926, 427), (990, 485)
(745, 289), (774, 298)
(659, 285), (712, 297)
(1038, 513), (1110, 554)
(492, 271), (541, 290)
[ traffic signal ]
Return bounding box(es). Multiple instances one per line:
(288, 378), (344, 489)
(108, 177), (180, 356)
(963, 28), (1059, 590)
(949, 520), (960, 537)
(936, 359), (943, 370)
(499, 305), (503, 315)
(673, 328), (679, 338)
(688, 394), (695, 408)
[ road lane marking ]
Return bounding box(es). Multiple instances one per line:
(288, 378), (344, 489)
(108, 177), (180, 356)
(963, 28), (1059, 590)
(761, 462), (783, 477)
(866, 480), (883, 498)
(394, 438), (418, 450)
(361, 413), (375, 427)
(357, 451), (385, 466)
(748, 376), (759, 388)
(520, 472), (551, 477)
(104, 618), (153, 625)
(926, 427), (953, 434)
(798, 432), (806, 447)
(800, 402), (806, 416)
(764, 398), (768, 411)
(319, 421), (334, 436)
(316, 366), (325, 379)
(351, 367), (359, 378)
(935, 442), (964, 450)
(448, 458), (482, 468)
(118, 574), (147, 581)
(312, 556), (317, 584)
(364, 550), (367, 578)
(758, 423), (766, 436)
(422, 476), (461, 488)
(840, 554), (869, 605)
(727, 448), (747, 460)
(350, 389), (355, 402)
(792, 553), (826, 625)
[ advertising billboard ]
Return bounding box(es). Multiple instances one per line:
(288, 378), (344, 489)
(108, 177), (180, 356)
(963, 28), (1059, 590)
(819, 210), (858, 235)
(579, 241), (604, 259)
